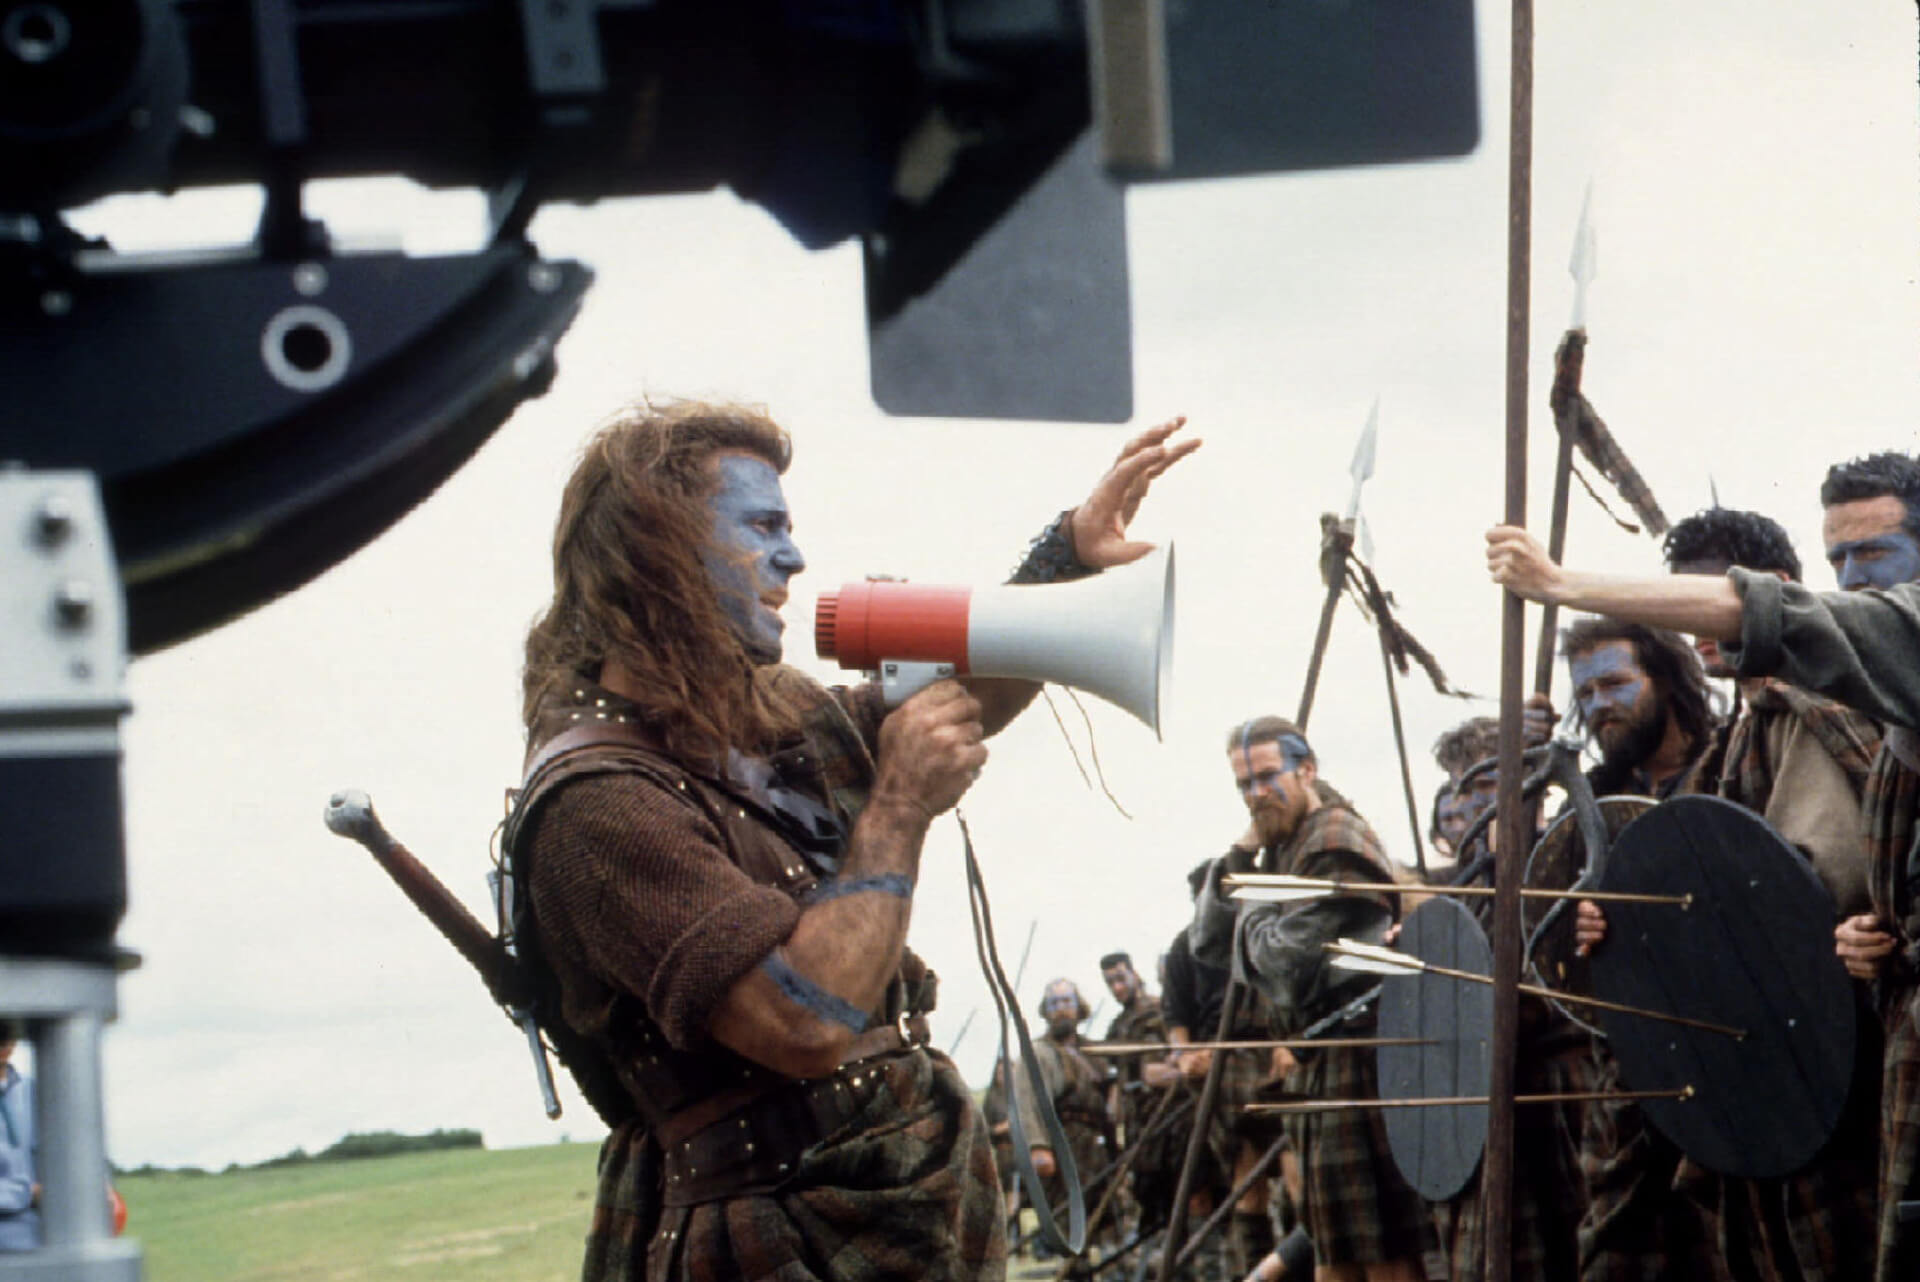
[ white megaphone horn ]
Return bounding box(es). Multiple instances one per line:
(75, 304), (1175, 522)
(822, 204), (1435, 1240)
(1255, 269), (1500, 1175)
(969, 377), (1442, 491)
(813, 545), (1175, 739)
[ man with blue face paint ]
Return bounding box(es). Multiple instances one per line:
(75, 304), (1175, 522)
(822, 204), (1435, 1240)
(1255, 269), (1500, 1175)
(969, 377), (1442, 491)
(1643, 506), (1885, 1282)
(1820, 452), (1920, 592)
(1489, 481), (1920, 1282)
(1555, 616), (1725, 1282)
(510, 400), (1198, 1282)
(701, 452), (807, 664)
(1189, 718), (1434, 1282)
(1561, 617), (1717, 804)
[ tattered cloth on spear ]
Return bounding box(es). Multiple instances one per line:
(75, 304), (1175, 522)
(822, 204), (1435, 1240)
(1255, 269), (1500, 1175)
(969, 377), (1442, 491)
(1550, 331), (1669, 537)
(1316, 513), (1475, 700)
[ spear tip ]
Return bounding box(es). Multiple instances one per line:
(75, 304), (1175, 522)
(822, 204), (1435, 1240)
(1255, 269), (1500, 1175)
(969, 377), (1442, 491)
(1569, 181), (1598, 330)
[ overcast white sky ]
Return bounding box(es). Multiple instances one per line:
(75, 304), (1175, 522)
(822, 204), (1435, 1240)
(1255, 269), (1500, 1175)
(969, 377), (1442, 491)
(57, 1), (1920, 1170)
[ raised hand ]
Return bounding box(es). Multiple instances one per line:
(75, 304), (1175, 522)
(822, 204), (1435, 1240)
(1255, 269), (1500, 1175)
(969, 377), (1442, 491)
(1486, 524), (1565, 604)
(1069, 416), (1201, 570)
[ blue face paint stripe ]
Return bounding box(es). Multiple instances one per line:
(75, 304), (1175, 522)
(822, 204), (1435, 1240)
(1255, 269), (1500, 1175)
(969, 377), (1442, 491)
(1569, 646), (1647, 728)
(1829, 531), (1920, 590)
(760, 952), (870, 1033)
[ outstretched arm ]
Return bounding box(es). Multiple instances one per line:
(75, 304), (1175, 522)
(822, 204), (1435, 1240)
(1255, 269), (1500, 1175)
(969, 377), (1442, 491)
(972, 416), (1201, 735)
(1485, 524), (1744, 638)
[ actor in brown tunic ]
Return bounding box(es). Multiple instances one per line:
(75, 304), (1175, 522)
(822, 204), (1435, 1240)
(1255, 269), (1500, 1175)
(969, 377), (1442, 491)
(1190, 717), (1435, 1282)
(1017, 979), (1113, 1235)
(511, 400), (1197, 1282)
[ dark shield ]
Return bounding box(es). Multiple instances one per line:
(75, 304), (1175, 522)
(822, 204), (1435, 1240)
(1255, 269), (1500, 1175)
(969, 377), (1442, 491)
(1591, 794), (1854, 1178)
(1522, 795), (1654, 1033)
(1377, 896), (1492, 1200)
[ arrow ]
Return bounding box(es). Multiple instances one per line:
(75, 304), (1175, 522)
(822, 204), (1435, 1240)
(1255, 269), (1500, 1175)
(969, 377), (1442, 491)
(1324, 940), (1746, 1039)
(1083, 1037), (1434, 1056)
(1247, 1085), (1692, 1115)
(1225, 873), (1691, 910)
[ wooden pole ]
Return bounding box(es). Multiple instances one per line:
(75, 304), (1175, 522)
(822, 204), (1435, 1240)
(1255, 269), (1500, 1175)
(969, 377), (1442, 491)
(1487, 3), (1535, 1280)
(1295, 523), (1354, 727)
(1377, 623), (1429, 876)
(1532, 332), (1585, 695)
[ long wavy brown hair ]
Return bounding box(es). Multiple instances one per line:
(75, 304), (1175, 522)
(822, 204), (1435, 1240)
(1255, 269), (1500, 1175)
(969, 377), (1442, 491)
(521, 399), (803, 759)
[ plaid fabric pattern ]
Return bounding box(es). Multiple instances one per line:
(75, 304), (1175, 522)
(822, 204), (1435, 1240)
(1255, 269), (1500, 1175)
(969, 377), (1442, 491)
(1280, 1026), (1436, 1266)
(555, 670), (1006, 1281)
(1690, 682), (1883, 1282)
(1445, 1027), (1596, 1281)
(1726, 681), (1883, 801)
(1852, 711), (1920, 1282)
(1879, 993), (1920, 1282)
(1673, 1003), (1881, 1282)
(633, 1048), (1005, 1282)
(1033, 1039), (1113, 1225)
(1273, 804), (1399, 886)
(1576, 1048), (1723, 1282)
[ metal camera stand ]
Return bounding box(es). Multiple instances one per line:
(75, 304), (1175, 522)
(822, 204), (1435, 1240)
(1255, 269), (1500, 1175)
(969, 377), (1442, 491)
(1, 470), (141, 1280)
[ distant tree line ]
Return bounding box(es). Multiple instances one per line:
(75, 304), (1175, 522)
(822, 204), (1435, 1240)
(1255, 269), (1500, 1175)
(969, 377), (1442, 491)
(113, 1128), (484, 1177)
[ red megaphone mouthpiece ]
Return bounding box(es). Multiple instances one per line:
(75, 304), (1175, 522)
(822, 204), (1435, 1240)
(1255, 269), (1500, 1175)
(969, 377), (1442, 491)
(815, 580), (973, 672)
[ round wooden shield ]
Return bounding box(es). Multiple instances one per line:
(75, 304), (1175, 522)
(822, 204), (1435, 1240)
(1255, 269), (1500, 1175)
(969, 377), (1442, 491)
(1591, 794), (1854, 1178)
(1377, 897), (1492, 1200)
(1522, 795), (1655, 1033)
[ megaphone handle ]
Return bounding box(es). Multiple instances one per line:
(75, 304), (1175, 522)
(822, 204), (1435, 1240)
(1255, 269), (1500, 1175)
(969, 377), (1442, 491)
(879, 660), (958, 705)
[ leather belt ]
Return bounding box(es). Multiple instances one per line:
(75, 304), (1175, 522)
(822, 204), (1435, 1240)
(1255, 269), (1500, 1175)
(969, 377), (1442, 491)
(657, 1024), (909, 1206)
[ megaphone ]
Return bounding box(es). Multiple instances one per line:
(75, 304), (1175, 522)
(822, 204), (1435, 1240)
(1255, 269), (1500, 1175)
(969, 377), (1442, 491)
(814, 545), (1175, 738)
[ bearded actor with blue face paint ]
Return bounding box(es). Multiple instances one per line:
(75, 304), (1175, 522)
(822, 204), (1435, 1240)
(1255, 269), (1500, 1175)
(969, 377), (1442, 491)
(1551, 616), (1730, 1282)
(508, 400), (1195, 1282)
(1187, 718), (1434, 1282)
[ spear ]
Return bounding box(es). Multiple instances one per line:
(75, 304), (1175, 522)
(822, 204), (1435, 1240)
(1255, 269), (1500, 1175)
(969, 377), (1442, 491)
(1535, 186), (1596, 696)
(1224, 872), (1692, 910)
(1295, 400), (1376, 727)
(1489, 8), (1536, 1275)
(1376, 620), (1429, 876)
(1160, 404), (1379, 1280)
(946, 1007), (978, 1056)
(1324, 939), (1746, 1039)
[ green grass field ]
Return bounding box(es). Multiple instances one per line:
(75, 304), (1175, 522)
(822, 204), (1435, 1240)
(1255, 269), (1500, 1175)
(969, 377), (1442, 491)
(117, 1142), (602, 1282)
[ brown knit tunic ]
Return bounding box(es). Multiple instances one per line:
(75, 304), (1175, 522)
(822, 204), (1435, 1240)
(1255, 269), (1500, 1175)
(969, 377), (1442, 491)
(520, 674), (1006, 1282)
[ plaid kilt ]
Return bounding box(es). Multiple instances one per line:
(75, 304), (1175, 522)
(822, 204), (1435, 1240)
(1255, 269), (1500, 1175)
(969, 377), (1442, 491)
(1576, 1048), (1721, 1282)
(585, 1047), (1007, 1282)
(1281, 1035), (1435, 1266)
(1676, 985), (1880, 1282)
(1860, 730), (1920, 1282)
(1445, 1022), (1594, 1281)
(1878, 984), (1920, 1282)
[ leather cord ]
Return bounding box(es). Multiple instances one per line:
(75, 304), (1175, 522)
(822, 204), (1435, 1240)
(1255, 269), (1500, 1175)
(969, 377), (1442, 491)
(958, 810), (1088, 1257)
